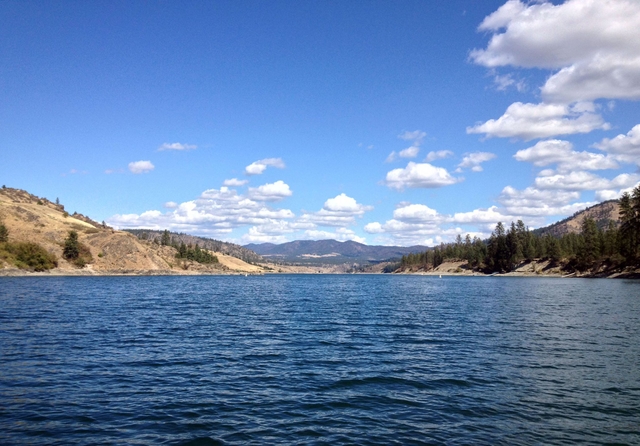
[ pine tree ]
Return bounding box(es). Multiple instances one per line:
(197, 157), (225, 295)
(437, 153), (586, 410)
(160, 229), (171, 246)
(63, 231), (80, 260)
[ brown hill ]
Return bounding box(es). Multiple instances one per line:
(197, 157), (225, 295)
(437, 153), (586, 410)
(0, 187), (264, 275)
(534, 200), (620, 237)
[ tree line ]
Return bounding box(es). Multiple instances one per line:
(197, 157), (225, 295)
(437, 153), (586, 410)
(159, 230), (219, 264)
(400, 186), (640, 273)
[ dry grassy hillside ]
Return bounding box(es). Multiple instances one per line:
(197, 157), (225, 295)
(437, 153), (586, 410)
(536, 200), (620, 237)
(0, 187), (264, 275)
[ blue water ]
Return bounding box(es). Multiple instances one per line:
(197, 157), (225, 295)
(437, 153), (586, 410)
(1, 275), (639, 445)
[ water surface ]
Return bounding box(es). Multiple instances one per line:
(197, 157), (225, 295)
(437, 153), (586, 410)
(1, 275), (639, 445)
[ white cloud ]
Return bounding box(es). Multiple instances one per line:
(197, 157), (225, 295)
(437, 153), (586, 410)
(245, 158), (286, 175)
(223, 178), (249, 187)
(128, 160), (155, 174)
(594, 124), (640, 165)
(498, 185), (591, 216)
(387, 130), (427, 163)
(364, 203), (467, 246)
(399, 146), (420, 158)
(425, 150), (453, 162)
(164, 201), (178, 209)
(467, 102), (610, 140)
(385, 151), (398, 163)
(398, 130), (427, 145)
(107, 186), (295, 236)
(595, 181), (640, 201)
(457, 152), (496, 172)
(393, 203), (440, 222)
(247, 180), (292, 202)
(452, 206), (516, 225)
(493, 73), (526, 92)
(301, 228), (366, 244)
(535, 171), (640, 191)
(299, 193), (372, 227)
(158, 142), (197, 151)
(514, 139), (619, 172)
(471, 0), (640, 103)
(385, 162), (460, 190)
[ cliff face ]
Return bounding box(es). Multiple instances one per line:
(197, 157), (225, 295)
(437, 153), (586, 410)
(0, 187), (259, 275)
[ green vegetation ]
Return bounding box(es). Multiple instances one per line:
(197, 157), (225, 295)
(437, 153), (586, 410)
(0, 242), (58, 271)
(155, 228), (219, 264)
(0, 221), (8, 243)
(175, 241), (218, 264)
(62, 230), (93, 268)
(401, 186), (640, 274)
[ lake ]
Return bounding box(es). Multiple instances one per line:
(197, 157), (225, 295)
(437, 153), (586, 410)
(1, 275), (639, 445)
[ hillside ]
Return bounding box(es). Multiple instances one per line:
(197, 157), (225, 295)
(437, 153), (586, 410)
(534, 200), (620, 237)
(125, 229), (263, 263)
(0, 187), (265, 275)
(245, 239), (429, 264)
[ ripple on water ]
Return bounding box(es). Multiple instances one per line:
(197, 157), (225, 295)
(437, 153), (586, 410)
(0, 275), (639, 445)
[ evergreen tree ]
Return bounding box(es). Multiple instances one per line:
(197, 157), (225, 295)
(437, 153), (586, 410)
(576, 217), (600, 269)
(160, 229), (171, 246)
(63, 231), (80, 260)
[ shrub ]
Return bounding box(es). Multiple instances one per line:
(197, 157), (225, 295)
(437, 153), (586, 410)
(3, 242), (58, 271)
(0, 222), (8, 243)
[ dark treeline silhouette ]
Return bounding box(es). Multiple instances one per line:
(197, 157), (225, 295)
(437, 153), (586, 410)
(401, 187), (640, 274)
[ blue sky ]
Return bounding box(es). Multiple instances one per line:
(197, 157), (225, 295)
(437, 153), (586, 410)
(2, 0), (640, 246)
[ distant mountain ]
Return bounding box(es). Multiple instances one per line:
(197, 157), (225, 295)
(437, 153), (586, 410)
(533, 200), (620, 238)
(126, 229), (263, 263)
(244, 239), (428, 264)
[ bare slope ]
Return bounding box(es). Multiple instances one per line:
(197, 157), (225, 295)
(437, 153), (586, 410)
(534, 200), (620, 237)
(0, 187), (262, 275)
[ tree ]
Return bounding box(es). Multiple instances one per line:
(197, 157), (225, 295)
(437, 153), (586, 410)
(576, 217), (600, 269)
(0, 221), (8, 242)
(160, 229), (171, 246)
(619, 192), (637, 262)
(63, 231), (80, 259)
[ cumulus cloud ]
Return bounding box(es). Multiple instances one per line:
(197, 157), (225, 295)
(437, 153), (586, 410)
(247, 180), (293, 202)
(425, 150), (453, 162)
(128, 160), (155, 174)
(299, 193), (372, 227)
(164, 201), (178, 209)
(387, 130), (427, 162)
(158, 142), (197, 151)
(514, 139), (619, 172)
(498, 186), (592, 216)
(385, 162), (460, 190)
(452, 206), (517, 225)
(223, 178), (249, 187)
(108, 186), (295, 236)
(245, 158), (286, 175)
(535, 171), (640, 191)
(364, 202), (470, 246)
(467, 102), (610, 140)
(301, 228), (366, 244)
(594, 124), (640, 165)
(471, 0), (640, 103)
(456, 152), (496, 172)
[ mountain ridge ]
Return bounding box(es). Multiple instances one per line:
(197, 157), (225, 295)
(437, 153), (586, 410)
(244, 239), (429, 264)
